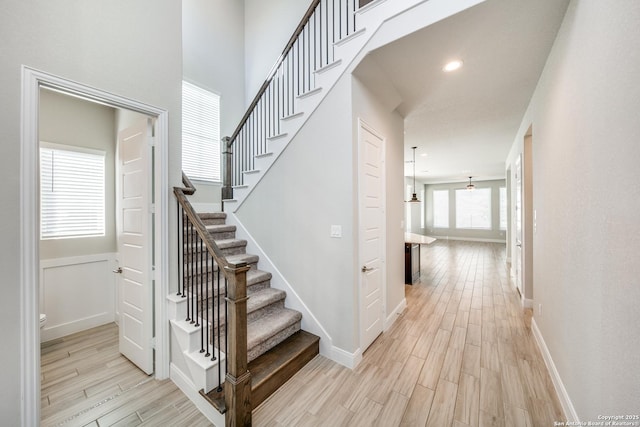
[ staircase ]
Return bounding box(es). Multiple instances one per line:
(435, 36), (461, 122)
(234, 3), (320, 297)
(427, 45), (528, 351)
(171, 0), (489, 424)
(197, 212), (318, 367)
(168, 206), (319, 418)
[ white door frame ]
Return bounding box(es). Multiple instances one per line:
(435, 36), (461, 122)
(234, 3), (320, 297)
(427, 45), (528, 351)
(357, 118), (387, 354)
(19, 66), (170, 426)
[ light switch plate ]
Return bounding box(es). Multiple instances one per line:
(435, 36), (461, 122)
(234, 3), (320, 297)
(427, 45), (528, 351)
(330, 225), (342, 238)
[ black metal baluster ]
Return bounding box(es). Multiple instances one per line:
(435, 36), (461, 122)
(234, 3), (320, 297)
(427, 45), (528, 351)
(205, 251), (210, 357)
(353, 0), (356, 34)
(178, 206), (183, 297)
(215, 269), (222, 392)
(194, 233), (200, 328)
(224, 276), (228, 378)
(198, 238), (203, 351)
(186, 221), (192, 322)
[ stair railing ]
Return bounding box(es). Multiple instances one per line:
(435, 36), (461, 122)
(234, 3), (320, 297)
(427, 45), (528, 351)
(174, 173), (252, 425)
(222, 0), (362, 202)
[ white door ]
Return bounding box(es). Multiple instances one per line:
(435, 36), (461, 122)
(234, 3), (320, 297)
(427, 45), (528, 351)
(359, 121), (385, 352)
(514, 154), (523, 296)
(116, 119), (154, 374)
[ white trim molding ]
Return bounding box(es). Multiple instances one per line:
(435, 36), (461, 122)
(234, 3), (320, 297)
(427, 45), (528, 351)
(40, 253), (117, 342)
(331, 346), (363, 370)
(170, 364), (225, 426)
(531, 318), (579, 423)
(20, 66), (170, 425)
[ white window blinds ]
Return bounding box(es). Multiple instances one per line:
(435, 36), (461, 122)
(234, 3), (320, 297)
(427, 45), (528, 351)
(40, 145), (105, 239)
(182, 81), (221, 182)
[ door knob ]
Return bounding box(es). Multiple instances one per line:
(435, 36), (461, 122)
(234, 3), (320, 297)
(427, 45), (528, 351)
(113, 267), (123, 274)
(361, 265), (373, 273)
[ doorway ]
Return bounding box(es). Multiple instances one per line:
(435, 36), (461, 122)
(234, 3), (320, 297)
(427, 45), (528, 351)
(522, 127), (534, 307)
(20, 67), (170, 424)
(511, 126), (534, 307)
(358, 119), (386, 353)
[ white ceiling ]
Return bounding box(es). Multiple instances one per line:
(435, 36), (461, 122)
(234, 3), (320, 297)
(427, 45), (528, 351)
(354, 0), (570, 184)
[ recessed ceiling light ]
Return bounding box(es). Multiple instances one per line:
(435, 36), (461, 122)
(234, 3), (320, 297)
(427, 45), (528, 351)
(421, 153), (428, 157)
(443, 60), (463, 72)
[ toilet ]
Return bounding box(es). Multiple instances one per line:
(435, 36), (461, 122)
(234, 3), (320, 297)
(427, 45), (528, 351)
(39, 313), (47, 330)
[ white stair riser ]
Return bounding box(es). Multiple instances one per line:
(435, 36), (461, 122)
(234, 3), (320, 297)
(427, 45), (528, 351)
(184, 349), (227, 394)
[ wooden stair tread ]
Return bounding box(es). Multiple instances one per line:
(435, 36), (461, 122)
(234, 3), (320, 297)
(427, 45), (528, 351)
(249, 330), (320, 407)
(199, 387), (226, 414)
(200, 330), (319, 412)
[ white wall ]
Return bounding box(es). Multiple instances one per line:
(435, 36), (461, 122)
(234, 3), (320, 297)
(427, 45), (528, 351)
(352, 76), (406, 327)
(0, 1), (182, 423)
(183, 0), (245, 139)
(236, 76), (357, 352)
(505, 0), (640, 419)
(183, 0), (247, 209)
(244, 0), (311, 104)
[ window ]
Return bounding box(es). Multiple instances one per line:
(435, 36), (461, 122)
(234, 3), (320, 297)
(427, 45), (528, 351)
(40, 144), (105, 239)
(182, 81), (220, 182)
(499, 187), (507, 230)
(456, 188), (491, 229)
(433, 190), (449, 228)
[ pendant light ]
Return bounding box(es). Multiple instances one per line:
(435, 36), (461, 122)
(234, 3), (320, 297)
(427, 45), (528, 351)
(466, 176), (475, 191)
(408, 147), (420, 202)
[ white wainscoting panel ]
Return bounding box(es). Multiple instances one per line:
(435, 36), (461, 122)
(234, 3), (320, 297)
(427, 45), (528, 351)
(40, 253), (117, 342)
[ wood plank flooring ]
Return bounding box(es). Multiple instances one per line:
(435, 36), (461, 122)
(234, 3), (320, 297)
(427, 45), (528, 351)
(40, 323), (211, 426)
(253, 241), (565, 426)
(42, 241), (564, 426)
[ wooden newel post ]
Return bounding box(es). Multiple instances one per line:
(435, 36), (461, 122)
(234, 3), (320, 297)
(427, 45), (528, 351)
(224, 262), (252, 427)
(221, 136), (234, 203)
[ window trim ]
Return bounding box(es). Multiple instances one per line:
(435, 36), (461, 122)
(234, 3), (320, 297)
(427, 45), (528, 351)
(455, 187), (492, 230)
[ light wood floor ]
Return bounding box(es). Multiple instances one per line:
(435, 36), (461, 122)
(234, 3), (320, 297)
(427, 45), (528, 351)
(253, 240), (565, 426)
(40, 323), (211, 426)
(41, 240), (564, 426)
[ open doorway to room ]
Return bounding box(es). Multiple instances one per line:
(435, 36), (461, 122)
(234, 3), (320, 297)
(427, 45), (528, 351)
(37, 87), (157, 424)
(20, 67), (170, 424)
(522, 126), (535, 307)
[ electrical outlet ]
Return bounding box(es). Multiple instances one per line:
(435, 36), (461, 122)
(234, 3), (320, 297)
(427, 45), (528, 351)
(538, 303), (543, 316)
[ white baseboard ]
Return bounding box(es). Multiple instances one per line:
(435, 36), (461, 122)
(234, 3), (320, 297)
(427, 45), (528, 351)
(331, 346), (362, 369)
(385, 298), (407, 330)
(530, 318), (579, 422)
(170, 363), (225, 427)
(433, 236), (507, 243)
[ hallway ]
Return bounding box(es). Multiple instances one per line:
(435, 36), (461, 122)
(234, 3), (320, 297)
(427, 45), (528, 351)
(253, 240), (564, 426)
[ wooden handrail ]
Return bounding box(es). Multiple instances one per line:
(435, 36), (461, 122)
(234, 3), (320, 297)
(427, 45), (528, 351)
(180, 172), (197, 196)
(175, 174), (251, 424)
(174, 188), (232, 268)
(228, 0), (321, 143)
